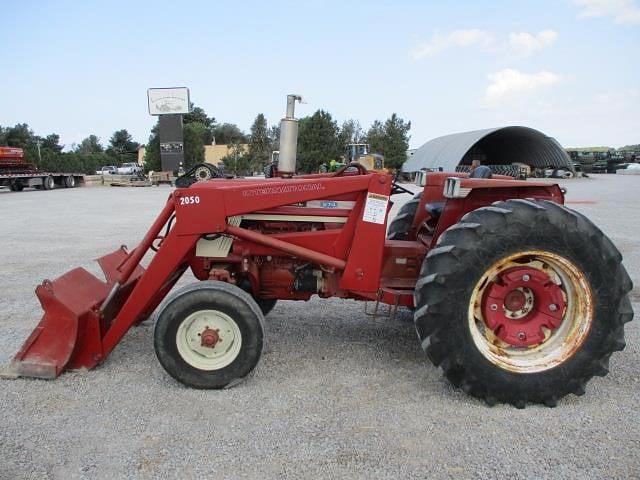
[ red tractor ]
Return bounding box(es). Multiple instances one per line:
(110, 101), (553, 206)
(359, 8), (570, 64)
(3, 96), (632, 407)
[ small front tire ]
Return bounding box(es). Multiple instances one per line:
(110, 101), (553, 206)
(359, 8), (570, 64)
(154, 281), (265, 389)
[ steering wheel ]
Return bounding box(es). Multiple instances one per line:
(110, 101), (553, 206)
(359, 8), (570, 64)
(332, 163), (368, 176)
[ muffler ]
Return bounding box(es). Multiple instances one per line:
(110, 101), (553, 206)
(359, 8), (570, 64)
(277, 94), (303, 176)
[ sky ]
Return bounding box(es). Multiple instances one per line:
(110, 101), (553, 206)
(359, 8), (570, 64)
(1, 0), (639, 150)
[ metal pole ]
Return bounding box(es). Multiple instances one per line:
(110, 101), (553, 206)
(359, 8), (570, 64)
(36, 139), (42, 167)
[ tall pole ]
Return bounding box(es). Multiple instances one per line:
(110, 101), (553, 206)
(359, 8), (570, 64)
(36, 139), (42, 167)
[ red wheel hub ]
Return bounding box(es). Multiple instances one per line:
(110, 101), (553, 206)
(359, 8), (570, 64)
(200, 328), (220, 348)
(481, 267), (566, 347)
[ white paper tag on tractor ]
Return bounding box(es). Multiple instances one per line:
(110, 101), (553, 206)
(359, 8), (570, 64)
(362, 193), (389, 224)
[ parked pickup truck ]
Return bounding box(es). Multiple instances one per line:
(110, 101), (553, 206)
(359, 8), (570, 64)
(96, 166), (117, 175)
(117, 162), (143, 175)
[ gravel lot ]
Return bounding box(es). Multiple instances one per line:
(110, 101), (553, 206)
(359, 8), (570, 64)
(1, 175), (638, 479)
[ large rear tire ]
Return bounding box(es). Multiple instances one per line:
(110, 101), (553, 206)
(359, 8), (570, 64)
(154, 281), (265, 389)
(414, 199), (633, 407)
(387, 192), (422, 240)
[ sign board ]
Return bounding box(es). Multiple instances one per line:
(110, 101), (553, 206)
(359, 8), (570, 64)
(147, 87), (190, 115)
(158, 114), (184, 171)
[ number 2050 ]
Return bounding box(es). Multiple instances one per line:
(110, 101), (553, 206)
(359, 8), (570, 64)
(179, 195), (200, 205)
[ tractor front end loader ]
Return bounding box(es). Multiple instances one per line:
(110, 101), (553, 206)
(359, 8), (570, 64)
(3, 95), (633, 407)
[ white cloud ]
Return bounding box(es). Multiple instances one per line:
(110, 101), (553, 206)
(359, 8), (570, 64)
(508, 30), (558, 56)
(412, 29), (558, 60)
(411, 29), (494, 59)
(573, 0), (640, 25)
(483, 68), (563, 105)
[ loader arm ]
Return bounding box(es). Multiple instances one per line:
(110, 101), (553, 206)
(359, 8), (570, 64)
(7, 172), (393, 378)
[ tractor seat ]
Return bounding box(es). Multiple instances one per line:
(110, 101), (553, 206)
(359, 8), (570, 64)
(470, 165), (492, 178)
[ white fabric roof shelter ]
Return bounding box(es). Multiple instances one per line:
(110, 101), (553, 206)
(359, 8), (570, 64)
(403, 126), (572, 173)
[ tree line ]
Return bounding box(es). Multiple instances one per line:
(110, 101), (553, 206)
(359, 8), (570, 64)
(1, 104), (411, 175)
(0, 124), (140, 174)
(141, 103), (411, 174)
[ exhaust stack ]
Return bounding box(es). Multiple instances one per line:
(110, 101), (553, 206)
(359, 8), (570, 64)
(277, 94), (303, 176)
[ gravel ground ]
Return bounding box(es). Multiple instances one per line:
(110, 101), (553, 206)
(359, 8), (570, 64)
(0, 175), (638, 479)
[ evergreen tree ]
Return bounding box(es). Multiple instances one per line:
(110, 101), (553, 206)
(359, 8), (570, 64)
(248, 113), (270, 172)
(382, 114), (411, 170)
(213, 123), (248, 144)
(143, 124), (161, 172)
(183, 122), (207, 168)
(75, 135), (104, 154)
(365, 114), (411, 170)
(337, 119), (363, 153)
(297, 110), (340, 173)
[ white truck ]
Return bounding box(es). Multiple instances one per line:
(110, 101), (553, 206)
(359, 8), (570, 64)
(117, 162), (143, 175)
(96, 166), (117, 175)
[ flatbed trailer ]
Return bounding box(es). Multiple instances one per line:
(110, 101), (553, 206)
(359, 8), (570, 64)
(0, 171), (85, 191)
(0, 146), (84, 192)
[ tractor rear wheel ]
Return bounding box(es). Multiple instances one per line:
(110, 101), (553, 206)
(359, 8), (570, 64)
(387, 192), (421, 240)
(154, 281), (265, 389)
(414, 199), (633, 407)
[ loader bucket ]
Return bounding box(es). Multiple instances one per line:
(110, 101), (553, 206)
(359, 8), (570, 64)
(3, 248), (145, 379)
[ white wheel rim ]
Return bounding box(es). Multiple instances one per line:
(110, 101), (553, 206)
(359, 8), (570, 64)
(468, 250), (594, 374)
(195, 166), (211, 181)
(176, 309), (242, 370)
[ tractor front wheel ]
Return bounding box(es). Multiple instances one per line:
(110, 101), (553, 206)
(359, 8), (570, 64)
(414, 199), (633, 407)
(154, 281), (265, 389)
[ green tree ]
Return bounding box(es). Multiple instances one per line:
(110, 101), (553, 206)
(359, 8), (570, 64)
(221, 140), (250, 175)
(248, 113), (270, 172)
(106, 129), (140, 163)
(297, 110), (340, 173)
(75, 135), (104, 154)
(213, 123), (248, 144)
(365, 120), (385, 154)
(184, 103), (215, 145)
(268, 124), (280, 153)
(143, 124), (161, 172)
(183, 121), (207, 168)
(3, 123), (34, 149)
(365, 114), (411, 170)
(337, 119), (363, 153)
(41, 134), (63, 154)
(382, 114), (411, 170)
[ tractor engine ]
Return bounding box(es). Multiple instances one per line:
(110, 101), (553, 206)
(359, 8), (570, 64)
(191, 217), (340, 301)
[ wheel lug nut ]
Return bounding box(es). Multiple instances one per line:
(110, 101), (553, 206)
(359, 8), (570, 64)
(522, 274), (530, 282)
(490, 304), (498, 311)
(549, 304), (558, 311)
(517, 332), (526, 340)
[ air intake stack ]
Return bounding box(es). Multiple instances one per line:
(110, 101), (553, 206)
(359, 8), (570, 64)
(277, 94), (303, 177)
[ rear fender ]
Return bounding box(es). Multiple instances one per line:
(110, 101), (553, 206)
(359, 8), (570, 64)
(430, 182), (564, 247)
